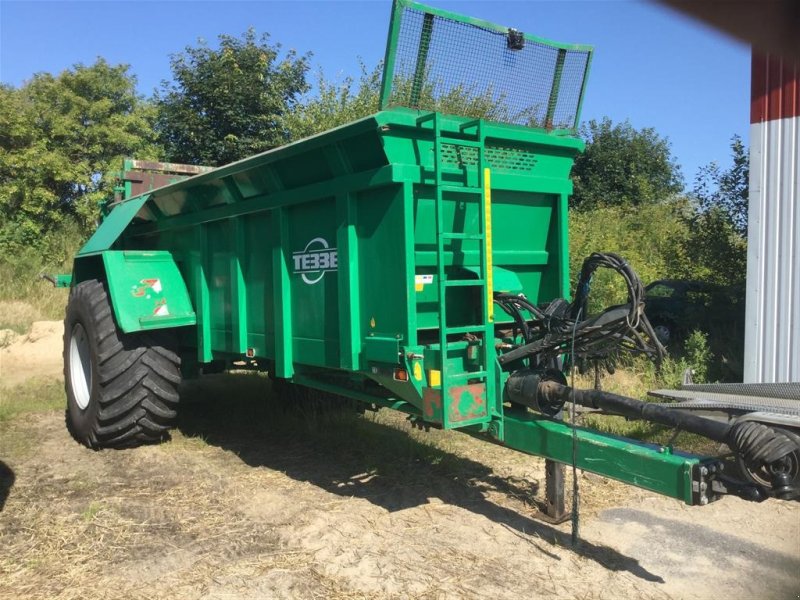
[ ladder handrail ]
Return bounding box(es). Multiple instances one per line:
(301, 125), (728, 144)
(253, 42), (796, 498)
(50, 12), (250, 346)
(427, 113), (495, 428)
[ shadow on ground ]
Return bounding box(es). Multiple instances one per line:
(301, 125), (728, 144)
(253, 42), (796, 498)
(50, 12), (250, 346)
(176, 373), (665, 583)
(0, 461), (14, 512)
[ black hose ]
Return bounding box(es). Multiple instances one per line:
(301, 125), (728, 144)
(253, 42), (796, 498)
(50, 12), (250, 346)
(493, 252), (664, 368)
(572, 252), (644, 326)
(494, 297), (531, 342)
(536, 381), (800, 476)
(537, 380), (731, 442)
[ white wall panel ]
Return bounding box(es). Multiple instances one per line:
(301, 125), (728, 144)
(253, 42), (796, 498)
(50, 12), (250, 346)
(745, 116), (800, 382)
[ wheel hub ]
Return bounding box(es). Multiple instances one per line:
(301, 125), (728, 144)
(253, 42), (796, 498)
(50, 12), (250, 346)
(69, 323), (92, 410)
(653, 324), (671, 345)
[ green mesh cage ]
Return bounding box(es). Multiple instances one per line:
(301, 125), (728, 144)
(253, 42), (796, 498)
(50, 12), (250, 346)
(380, 0), (593, 132)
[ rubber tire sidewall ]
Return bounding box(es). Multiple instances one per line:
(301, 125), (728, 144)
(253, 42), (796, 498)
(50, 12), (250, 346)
(64, 288), (103, 448)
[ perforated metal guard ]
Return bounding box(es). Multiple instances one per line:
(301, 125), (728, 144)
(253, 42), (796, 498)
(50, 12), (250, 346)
(649, 383), (800, 418)
(440, 143), (539, 172)
(381, 0), (592, 132)
(681, 382), (800, 400)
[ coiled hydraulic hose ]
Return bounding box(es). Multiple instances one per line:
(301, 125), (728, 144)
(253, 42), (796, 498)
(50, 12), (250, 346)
(494, 252), (665, 368)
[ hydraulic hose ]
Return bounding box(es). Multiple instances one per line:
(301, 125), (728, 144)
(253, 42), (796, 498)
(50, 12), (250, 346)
(536, 380), (731, 441)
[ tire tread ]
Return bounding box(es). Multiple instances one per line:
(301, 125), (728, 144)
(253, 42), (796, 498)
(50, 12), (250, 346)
(64, 279), (182, 449)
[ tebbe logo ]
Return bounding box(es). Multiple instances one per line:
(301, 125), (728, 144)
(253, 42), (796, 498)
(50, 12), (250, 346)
(293, 237), (338, 284)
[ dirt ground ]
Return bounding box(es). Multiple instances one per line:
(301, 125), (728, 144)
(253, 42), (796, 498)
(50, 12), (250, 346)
(0, 321), (64, 388)
(1, 323), (798, 599)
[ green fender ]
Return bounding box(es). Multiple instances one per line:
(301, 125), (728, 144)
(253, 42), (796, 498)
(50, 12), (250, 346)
(75, 250), (197, 334)
(70, 192), (196, 334)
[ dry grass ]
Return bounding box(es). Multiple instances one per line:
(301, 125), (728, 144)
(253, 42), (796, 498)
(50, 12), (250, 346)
(0, 300), (48, 337)
(1, 374), (795, 599)
(0, 275), (68, 335)
(0, 377), (64, 424)
(0, 374), (566, 599)
(0, 397), (366, 599)
(0, 241), (73, 335)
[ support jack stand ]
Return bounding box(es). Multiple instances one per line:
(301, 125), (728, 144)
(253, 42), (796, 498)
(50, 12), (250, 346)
(536, 458), (570, 524)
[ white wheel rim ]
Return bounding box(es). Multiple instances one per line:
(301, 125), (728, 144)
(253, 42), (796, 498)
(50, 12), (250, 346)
(69, 323), (93, 410)
(654, 325), (671, 344)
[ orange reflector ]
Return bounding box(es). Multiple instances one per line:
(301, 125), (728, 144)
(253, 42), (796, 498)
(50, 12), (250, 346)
(393, 368), (409, 382)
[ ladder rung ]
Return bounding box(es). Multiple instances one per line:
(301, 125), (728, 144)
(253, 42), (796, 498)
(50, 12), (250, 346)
(447, 370), (488, 382)
(441, 232), (484, 240)
(440, 185), (482, 194)
(440, 139), (482, 148)
(444, 279), (485, 287)
(444, 325), (488, 335)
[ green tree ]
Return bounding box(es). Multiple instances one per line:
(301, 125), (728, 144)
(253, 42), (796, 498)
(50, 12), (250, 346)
(683, 207), (748, 287)
(0, 59), (159, 252)
(284, 61), (529, 142)
(570, 118), (683, 210)
(155, 29), (310, 166)
(692, 134), (748, 236)
(284, 62), (381, 141)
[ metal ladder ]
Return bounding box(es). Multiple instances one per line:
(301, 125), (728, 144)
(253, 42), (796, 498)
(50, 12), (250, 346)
(425, 112), (495, 428)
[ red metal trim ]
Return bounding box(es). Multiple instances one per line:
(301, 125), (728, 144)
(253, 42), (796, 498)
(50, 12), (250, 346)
(125, 171), (187, 198)
(751, 51), (800, 123)
(783, 61), (799, 119)
(447, 383), (487, 423)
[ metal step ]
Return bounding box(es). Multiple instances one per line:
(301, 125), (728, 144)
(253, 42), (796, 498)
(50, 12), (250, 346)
(680, 382), (800, 400)
(439, 185), (482, 194)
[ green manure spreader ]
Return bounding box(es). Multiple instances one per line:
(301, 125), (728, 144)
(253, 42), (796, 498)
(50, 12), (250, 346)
(59, 0), (799, 509)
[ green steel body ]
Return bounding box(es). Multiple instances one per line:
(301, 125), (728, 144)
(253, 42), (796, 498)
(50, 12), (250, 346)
(64, 1), (720, 505)
(70, 106), (716, 504)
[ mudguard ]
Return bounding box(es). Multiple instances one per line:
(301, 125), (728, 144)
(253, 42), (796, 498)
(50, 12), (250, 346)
(93, 250), (196, 333)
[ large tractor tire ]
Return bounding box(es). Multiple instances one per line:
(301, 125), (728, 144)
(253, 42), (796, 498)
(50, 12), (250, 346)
(64, 279), (182, 449)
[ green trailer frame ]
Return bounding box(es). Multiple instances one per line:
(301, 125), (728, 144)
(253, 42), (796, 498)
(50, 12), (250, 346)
(65, 1), (721, 507)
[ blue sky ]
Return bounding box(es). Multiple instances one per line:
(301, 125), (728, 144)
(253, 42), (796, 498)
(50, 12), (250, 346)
(0, 0), (750, 184)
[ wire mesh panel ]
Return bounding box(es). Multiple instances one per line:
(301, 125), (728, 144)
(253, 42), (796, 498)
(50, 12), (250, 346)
(380, 0), (593, 132)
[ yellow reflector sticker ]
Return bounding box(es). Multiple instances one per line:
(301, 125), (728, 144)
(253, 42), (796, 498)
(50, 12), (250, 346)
(413, 362), (423, 381)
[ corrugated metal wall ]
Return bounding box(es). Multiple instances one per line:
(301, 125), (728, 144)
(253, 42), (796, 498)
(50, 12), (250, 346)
(745, 53), (800, 383)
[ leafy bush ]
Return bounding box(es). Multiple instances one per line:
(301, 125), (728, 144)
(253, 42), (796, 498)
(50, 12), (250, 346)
(568, 200), (693, 313)
(683, 330), (713, 382)
(283, 62), (381, 141)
